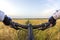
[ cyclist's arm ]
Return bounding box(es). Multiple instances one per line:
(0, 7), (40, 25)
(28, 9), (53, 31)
(33, 9), (60, 30)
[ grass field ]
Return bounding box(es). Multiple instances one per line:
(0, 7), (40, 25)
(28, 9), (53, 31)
(0, 19), (60, 40)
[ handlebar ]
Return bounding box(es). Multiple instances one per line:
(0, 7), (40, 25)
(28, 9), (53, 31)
(10, 21), (46, 29)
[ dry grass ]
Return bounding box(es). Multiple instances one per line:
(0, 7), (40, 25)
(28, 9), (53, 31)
(0, 19), (60, 40)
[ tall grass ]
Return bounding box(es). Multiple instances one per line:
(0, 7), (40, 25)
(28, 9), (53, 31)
(0, 19), (60, 40)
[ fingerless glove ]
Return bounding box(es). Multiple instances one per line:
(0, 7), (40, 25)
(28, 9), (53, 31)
(3, 15), (12, 25)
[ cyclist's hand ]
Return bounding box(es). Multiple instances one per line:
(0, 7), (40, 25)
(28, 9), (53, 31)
(3, 15), (12, 25)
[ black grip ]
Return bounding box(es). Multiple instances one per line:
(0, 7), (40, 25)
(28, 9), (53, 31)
(36, 22), (50, 30)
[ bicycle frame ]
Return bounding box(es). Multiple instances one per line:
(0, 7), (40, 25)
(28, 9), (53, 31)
(27, 24), (34, 40)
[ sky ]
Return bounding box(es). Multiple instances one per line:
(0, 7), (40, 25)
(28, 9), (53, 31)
(0, 0), (60, 18)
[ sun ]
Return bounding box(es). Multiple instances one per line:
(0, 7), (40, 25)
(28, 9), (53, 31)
(0, 0), (15, 16)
